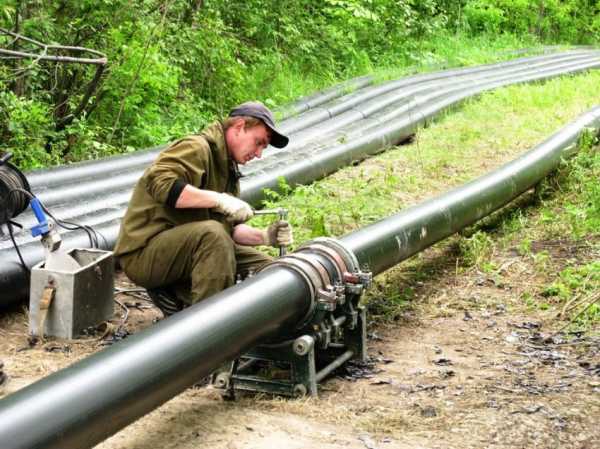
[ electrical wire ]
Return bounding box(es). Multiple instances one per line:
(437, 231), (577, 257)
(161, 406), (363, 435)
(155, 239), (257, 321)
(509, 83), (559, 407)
(1, 183), (108, 271)
(1, 187), (33, 271)
(4, 186), (107, 248)
(6, 220), (28, 271)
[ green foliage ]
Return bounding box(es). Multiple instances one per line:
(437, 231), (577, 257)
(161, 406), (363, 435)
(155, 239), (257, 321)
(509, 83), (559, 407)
(566, 134), (600, 236)
(463, 0), (600, 42)
(542, 262), (600, 324)
(459, 230), (495, 267)
(365, 281), (413, 323)
(544, 132), (600, 238)
(0, 84), (59, 169)
(464, 1), (507, 33)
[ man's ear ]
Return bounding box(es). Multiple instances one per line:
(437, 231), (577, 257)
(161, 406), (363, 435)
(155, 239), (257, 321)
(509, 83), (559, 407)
(232, 117), (245, 133)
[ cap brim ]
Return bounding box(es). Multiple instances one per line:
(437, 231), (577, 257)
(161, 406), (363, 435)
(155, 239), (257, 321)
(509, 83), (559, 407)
(267, 127), (289, 148)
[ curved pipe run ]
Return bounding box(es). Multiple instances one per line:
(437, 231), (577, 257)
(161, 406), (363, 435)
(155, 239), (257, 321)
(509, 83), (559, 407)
(341, 106), (600, 273)
(0, 106), (598, 449)
(1, 52), (599, 307)
(241, 56), (600, 204)
(24, 50), (591, 190)
(19, 51), (599, 213)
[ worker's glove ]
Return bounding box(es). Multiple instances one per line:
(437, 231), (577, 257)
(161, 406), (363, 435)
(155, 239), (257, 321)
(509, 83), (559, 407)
(213, 193), (253, 223)
(263, 220), (293, 247)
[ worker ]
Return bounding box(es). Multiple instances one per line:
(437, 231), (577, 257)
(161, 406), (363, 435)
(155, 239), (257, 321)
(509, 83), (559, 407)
(114, 102), (293, 315)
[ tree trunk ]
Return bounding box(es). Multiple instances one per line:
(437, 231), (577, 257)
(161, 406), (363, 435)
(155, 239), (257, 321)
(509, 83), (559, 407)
(12, 0), (26, 96)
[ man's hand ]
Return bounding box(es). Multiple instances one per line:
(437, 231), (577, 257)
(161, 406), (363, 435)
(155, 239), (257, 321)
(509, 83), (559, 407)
(263, 220), (293, 247)
(213, 194), (253, 223)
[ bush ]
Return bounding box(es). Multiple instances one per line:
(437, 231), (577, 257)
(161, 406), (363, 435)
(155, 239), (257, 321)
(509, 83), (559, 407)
(0, 87), (59, 169)
(1, 0), (599, 169)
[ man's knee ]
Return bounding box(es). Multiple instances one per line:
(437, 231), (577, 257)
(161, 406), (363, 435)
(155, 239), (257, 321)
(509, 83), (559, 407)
(188, 220), (233, 251)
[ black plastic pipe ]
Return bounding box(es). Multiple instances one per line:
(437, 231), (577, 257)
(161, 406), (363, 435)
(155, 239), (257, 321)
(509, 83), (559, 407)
(23, 77), (375, 191)
(18, 50), (597, 204)
(25, 51), (599, 217)
(249, 51), (600, 170)
(271, 50), (594, 137)
(0, 105), (597, 449)
(0, 267), (311, 449)
(1, 52), (599, 307)
(23, 50), (592, 190)
(21, 51), (599, 211)
(23, 48), (588, 192)
(240, 56), (600, 205)
(274, 75), (374, 121)
(258, 51), (597, 159)
(341, 106), (600, 273)
(24, 51), (593, 209)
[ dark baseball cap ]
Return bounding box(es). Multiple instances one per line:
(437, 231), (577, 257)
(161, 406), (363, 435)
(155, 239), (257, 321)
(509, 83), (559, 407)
(229, 101), (289, 148)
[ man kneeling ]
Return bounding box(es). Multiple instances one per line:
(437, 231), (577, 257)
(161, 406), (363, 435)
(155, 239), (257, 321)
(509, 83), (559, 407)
(114, 102), (292, 315)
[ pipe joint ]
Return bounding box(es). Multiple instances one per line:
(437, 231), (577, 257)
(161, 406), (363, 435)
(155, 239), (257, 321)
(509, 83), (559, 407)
(259, 237), (371, 331)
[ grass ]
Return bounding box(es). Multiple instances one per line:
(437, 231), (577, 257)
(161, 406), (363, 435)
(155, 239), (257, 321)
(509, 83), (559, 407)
(251, 32), (545, 112)
(373, 31), (543, 83)
(248, 68), (600, 330)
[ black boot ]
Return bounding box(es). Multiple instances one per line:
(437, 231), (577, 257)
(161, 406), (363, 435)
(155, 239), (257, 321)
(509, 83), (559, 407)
(0, 361), (6, 386)
(146, 287), (185, 317)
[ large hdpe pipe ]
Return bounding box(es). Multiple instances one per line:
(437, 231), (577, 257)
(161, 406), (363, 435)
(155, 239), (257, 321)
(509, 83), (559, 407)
(0, 106), (598, 449)
(1, 52), (599, 307)
(23, 50), (592, 190)
(241, 57), (600, 204)
(270, 50), (594, 138)
(15, 50), (599, 223)
(274, 75), (374, 120)
(17, 50), (597, 205)
(24, 51), (594, 209)
(245, 51), (600, 175)
(255, 51), (599, 160)
(341, 106), (600, 274)
(23, 76), (375, 191)
(16, 51), (600, 223)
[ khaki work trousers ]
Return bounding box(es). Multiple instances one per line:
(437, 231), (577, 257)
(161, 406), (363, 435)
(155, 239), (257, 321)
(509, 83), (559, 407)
(120, 220), (272, 305)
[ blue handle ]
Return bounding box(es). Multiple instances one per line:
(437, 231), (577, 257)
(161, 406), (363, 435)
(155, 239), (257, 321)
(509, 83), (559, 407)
(30, 197), (50, 237)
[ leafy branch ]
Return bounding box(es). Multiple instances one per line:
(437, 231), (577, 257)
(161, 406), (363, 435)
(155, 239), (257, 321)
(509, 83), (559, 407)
(0, 27), (107, 129)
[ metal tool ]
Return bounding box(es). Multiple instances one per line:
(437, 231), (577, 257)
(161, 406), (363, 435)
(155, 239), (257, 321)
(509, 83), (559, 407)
(29, 197), (80, 271)
(213, 237), (372, 397)
(1, 154), (113, 339)
(253, 207), (289, 256)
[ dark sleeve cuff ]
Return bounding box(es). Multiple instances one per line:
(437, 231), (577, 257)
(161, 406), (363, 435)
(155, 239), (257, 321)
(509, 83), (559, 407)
(166, 179), (188, 208)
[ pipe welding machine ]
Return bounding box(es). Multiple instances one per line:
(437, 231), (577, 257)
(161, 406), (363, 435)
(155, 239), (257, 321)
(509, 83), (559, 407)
(0, 152), (113, 339)
(213, 236), (372, 398)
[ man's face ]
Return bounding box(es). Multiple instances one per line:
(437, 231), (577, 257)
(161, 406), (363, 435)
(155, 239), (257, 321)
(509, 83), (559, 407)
(227, 120), (271, 165)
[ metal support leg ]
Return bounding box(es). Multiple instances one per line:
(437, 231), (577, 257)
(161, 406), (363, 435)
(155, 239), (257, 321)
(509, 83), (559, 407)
(345, 305), (367, 362)
(212, 335), (318, 397)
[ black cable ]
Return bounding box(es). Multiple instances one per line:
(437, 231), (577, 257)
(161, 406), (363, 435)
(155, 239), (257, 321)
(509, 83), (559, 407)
(1, 188), (34, 272)
(7, 220), (29, 272)
(3, 187), (108, 262)
(6, 187), (107, 248)
(0, 166), (30, 223)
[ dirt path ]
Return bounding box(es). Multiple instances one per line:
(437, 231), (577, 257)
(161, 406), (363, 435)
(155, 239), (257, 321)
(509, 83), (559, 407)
(2, 243), (598, 449)
(102, 260), (599, 449)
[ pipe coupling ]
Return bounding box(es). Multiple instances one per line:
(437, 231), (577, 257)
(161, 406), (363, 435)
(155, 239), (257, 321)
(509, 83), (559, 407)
(258, 237), (371, 329)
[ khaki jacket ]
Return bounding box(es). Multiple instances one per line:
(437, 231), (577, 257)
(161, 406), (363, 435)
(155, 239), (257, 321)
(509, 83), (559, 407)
(114, 121), (240, 256)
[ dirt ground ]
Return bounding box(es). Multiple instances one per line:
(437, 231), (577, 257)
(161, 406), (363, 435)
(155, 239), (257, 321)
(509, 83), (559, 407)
(1, 237), (598, 449)
(3, 71), (600, 448)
